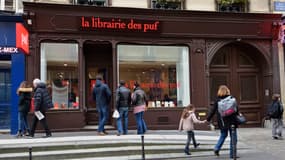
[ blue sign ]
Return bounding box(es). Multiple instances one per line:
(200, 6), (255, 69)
(274, 2), (285, 11)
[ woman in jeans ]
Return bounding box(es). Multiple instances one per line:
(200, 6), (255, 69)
(131, 81), (147, 135)
(16, 81), (33, 137)
(207, 85), (239, 159)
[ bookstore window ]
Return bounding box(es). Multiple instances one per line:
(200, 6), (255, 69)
(40, 43), (79, 110)
(118, 44), (190, 108)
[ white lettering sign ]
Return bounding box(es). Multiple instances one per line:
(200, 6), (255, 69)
(0, 47), (19, 54)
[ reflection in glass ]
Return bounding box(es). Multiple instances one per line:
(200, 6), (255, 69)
(40, 43), (79, 110)
(118, 45), (190, 107)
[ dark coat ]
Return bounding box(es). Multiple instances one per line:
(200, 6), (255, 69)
(116, 85), (131, 109)
(18, 88), (33, 113)
(268, 100), (284, 119)
(33, 83), (53, 112)
(92, 80), (111, 107)
(132, 87), (147, 107)
(207, 95), (239, 129)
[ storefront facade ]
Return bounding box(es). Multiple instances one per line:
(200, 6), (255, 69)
(0, 14), (29, 134)
(23, 2), (281, 131)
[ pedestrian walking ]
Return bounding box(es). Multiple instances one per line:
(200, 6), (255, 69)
(132, 81), (147, 135)
(206, 85), (239, 159)
(16, 81), (33, 137)
(267, 93), (283, 140)
(178, 104), (206, 155)
(115, 80), (131, 136)
(92, 75), (112, 136)
(30, 78), (52, 138)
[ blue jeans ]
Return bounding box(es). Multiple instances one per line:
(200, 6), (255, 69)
(116, 107), (129, 134)
(135, 111), (147, 135)
(18, 112), (30, 134)
(97, 106), (108, 132)
(185, 131), (195, 153)
(214, 127), (238, 158)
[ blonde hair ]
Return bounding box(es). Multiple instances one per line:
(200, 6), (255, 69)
(181, 104), (195, 119)
(217, 85), (230, 97)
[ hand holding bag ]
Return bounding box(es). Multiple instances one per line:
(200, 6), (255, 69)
(112, 109), (120, 119)
(236, 113), (247, 125)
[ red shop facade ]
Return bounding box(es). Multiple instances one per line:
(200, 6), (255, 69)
(23, 2), (281, 131)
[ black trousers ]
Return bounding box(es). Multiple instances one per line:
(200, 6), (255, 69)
(30, 111), (51, 136)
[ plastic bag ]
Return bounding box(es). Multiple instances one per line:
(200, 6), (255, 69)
(112, 109), (120, 118)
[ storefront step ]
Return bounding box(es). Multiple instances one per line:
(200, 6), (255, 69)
(82, 125), (115, 131)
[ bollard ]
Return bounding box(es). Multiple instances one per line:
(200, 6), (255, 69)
(231, 125), (237, 160)
(141, 135), (145, 160)
(29, 147), (32, 160)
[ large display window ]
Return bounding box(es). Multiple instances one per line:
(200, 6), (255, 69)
(118, 44), (190, 108)
(40, 43), (79, 110)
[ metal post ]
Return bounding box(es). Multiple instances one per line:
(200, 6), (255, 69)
(231, 125), (237, 160)
(29, 147), (32, 160)
(141, 135), (145, 160)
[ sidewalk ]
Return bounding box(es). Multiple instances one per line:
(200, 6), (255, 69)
(0, 128), (284, 160)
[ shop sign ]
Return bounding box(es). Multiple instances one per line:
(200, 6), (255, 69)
(0, 47), (19, 54)
(274, 1), (285, 11)
(80, 17), (161, 33)
(16, 23), (29, 55)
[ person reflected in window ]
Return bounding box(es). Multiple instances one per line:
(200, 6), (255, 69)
(163, 94), (172, 102)
(132, 81), (148, 135)
(92, 75), (111, 136)
(16, 81), (33, 137)
(115, 80), (131, 136)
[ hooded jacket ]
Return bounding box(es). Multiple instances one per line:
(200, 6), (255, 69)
(33, 83), (53, 112)
(92, 80), (111, 107)
(18, 87), (33, 113)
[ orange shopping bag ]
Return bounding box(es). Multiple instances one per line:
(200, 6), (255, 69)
(30, 98), (35, 112)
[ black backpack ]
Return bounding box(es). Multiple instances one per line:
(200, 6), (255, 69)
(268, 101), (281, 118)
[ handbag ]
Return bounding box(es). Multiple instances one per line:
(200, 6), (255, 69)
(112, 109), (120, 118)
(236, 113), (247, 125)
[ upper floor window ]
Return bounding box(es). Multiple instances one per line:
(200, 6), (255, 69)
(216, 0), (248, 12)
(77, 0), (107, 6)
(151, 0), (183, 10)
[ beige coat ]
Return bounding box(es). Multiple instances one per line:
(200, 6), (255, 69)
(178, 111), (204, 131)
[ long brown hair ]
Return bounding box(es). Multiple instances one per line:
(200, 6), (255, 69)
(181, 104), (195, 119)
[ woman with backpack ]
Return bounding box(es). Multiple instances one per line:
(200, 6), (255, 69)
(206, 85), (239, 159)
(267, 94), (283, 140)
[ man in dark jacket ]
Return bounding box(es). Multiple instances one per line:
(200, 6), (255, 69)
(268, 94), (284, 139)
(115, 80), (131, 136)
(30, 78), (52, 138)
(92, 75), (111, 135)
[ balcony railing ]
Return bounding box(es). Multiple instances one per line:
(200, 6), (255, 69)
(151, 0), (182, 10)
(77, 0), (106, 6)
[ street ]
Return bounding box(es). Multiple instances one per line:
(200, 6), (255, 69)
(0, 128), (284, 160)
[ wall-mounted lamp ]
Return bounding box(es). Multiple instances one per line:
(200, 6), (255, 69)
(195, 48), (203, 54)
